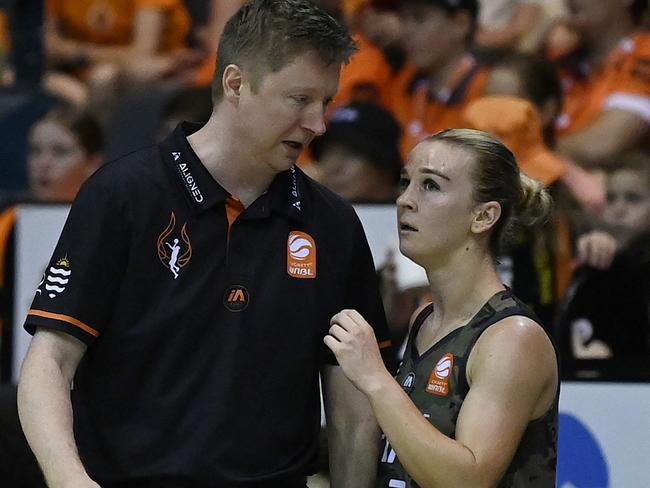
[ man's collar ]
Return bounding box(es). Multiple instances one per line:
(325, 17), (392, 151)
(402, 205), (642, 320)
(268, 165), (309, 223)
(161, 122), (309, 221)
(160, 122), (228, 214)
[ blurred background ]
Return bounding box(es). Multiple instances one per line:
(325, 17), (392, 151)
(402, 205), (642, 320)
(0, 0), (649, 486)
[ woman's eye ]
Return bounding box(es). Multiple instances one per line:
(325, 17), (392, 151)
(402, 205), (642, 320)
(423, 178), (439, 191)
(398, 177), (410, 190)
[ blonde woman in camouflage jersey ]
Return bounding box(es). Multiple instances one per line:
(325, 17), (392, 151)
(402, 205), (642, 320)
(325, 128), (559, 487)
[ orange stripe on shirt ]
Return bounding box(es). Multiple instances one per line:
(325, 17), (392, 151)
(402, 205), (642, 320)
(226, 195), (245, 229)
(378, 340), (392, 349)
(28, 309), (100, 337)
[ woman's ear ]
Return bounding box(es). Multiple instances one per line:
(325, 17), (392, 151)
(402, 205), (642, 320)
(471, 201), (501, 234)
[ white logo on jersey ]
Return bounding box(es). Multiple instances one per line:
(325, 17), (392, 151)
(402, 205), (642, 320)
(288, 234), (313, 260)
(41, 257), (71, 298)
(434, 355), (453, 379)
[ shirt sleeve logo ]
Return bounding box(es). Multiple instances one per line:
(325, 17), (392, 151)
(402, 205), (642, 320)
(38, 256), (71, 298)
(287, 231), (317, 279)
(157, 212), (192, 279)
(426, 353), (454, 396)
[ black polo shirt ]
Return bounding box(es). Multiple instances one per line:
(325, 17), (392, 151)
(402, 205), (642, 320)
(24, 123), (391, 486)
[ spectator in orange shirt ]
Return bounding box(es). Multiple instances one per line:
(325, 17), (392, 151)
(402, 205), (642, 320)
(474, 0), (545, 55)
(311, 0), (393, 111)
(555, 0), (650, 167)
(386, 0), (489, 158)
(45, 0), (194, 107)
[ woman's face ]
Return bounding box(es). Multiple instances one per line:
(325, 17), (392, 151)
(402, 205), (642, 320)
(396, 140), (478, 265)
(27, 119), (96, 201)
(602, 168), (650, 245)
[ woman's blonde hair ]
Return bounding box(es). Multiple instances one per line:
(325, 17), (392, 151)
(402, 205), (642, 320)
(427, 128), (552, 256)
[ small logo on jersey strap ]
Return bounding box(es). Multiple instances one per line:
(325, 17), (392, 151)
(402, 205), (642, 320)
(426, 353), (454, 396)
(401, 372), (416, 394)
(157, 212), (192, 279)
(223, 285), (250, 312)
(287, 231), (317, 279)
(289, 166), (302, 211)
(39, 257), (71, 298)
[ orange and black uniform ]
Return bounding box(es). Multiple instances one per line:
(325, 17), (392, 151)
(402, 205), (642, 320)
(386, 55), (488, 158)
(23, 123), (392, 487)
(47, 0), (190, 51)
(556, 32), (650, 135)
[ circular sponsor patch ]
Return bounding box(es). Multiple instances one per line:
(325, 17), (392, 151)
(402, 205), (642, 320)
(223, 285), (250, 312)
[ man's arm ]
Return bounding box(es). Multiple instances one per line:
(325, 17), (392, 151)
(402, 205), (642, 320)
(321, 364), (382, 488)
(557, 109), (649, 167)
(17, 329), (100, 488)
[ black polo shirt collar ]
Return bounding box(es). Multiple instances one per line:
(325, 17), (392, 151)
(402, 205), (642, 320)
(160, 122), (309, 223)
(160, 122), (227, 213)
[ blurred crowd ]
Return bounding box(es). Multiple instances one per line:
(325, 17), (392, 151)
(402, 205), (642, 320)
(0, 0), (648, 485)
(0, 0), (649, 408)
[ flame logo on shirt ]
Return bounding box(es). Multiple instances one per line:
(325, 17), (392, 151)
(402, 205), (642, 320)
(157, 212), (192, 279)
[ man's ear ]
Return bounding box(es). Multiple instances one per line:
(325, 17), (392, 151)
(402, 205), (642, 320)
(471, 201), (502, 234)
(222, 64), (244, 103)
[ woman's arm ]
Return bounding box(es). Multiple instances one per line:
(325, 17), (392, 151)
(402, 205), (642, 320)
(326, 310), (557, 488)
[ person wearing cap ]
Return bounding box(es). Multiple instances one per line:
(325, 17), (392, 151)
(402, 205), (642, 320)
(386, 0), (489, 158)
(554, 0), (650, 167)
(311, 101), (402, 202)
(325, 128), (558, 487)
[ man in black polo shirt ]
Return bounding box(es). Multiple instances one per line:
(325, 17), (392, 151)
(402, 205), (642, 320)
(16, 1), (393, 487)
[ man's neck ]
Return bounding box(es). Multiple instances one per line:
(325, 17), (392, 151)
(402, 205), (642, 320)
(187, 114), (278, 207)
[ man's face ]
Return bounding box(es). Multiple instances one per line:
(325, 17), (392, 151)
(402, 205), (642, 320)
(400, 5), (467, 71)
(235, 51), (340, 172)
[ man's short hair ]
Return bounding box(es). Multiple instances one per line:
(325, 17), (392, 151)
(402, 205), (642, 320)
(212, 0), (357, 103)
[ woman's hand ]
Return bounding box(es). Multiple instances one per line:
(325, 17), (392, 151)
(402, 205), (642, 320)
(324, 309), (392, 396)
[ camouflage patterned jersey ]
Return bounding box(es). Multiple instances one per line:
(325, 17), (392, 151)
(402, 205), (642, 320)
(377, 289), (558, 488)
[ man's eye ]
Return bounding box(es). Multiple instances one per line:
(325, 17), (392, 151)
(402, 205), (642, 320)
(291, 95), (309, 104)
(398, 177), (410, 190)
